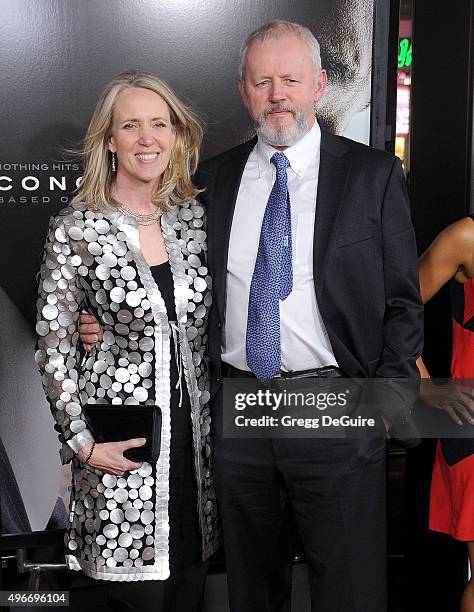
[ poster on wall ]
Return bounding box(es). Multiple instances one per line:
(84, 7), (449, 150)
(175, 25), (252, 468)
(0, 0), (381, 536)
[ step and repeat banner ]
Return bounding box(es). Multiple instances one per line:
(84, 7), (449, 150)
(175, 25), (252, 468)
(0, 0), (376, 535)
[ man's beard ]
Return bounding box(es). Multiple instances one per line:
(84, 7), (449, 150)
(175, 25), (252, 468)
(254, 103), (309, 147)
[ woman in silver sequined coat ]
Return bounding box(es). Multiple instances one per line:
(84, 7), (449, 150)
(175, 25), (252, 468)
(35, 72), (219, 610)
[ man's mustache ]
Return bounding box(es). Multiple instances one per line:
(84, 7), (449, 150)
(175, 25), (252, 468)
(262, 103), (296, 119)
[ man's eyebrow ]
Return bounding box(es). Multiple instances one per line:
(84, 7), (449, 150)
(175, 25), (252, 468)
(253, 72), (301, 80)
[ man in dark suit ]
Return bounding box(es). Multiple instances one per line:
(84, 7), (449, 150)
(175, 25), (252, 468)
(194, 20), (423, 612)
(79, 19), (422, 612)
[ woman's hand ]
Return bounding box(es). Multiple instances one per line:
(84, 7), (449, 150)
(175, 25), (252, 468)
(419, 381), (474, 426)
(77, 439), (146, 475)
(78, 313), (102, 353)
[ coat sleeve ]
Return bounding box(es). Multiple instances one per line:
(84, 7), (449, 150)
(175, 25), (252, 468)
(374, 157), (423, 423)
(377, 157), (423, 377)
(35, 213), (94, 463)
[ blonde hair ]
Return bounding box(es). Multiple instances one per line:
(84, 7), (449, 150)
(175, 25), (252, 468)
(72, 71), (203, 211)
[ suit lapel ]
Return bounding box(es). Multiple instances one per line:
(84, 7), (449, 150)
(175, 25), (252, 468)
(210, 131), (351, 319)
(313, 130), (352, 304)
(210, 138), (256, 322)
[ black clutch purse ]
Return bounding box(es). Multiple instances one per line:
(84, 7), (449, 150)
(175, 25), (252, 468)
(83, 404), (162, 463)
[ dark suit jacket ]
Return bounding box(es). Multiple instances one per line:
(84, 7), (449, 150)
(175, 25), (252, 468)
(195, 129), (423, 423)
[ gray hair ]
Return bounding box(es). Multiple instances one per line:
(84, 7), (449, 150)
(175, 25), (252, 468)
(239, 20), (322, 80)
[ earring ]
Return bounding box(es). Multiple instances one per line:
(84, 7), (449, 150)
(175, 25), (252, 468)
(111, 152), (116, 172)
(168, 159), (172, 170)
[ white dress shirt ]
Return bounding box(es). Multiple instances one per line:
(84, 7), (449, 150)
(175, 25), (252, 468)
(223, 120), (338, 371)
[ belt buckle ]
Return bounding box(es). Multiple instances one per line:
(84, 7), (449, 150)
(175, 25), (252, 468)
(295, 370), (321, 380)
(278, 369), (321, 380)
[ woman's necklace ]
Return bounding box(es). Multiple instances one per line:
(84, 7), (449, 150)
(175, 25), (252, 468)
(117, 204), (161, 226)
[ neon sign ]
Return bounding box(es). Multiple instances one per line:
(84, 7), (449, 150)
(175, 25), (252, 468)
(398, 38), (412, 69)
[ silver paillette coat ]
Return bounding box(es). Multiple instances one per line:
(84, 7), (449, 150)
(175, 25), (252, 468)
(35, 201), (219, 581)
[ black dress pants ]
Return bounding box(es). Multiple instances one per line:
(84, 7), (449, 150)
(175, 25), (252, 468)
(213, 411), (387, 612)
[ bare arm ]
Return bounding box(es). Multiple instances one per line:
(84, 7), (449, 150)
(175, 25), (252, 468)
(416, 356), (430, 378)
(417, 218), (474, 424)
(419, 217), (474, 304)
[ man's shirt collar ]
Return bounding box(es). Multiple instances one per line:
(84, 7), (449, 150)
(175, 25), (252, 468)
(255, 119), (321, 178)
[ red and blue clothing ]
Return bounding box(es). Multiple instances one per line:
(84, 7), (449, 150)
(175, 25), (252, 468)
(430, 253), (474, 540)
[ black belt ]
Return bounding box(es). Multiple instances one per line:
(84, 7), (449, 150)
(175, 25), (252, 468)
(221, 363), (343, 380)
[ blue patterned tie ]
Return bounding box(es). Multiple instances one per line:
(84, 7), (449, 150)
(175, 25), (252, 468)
(246, 152), (293, 381)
